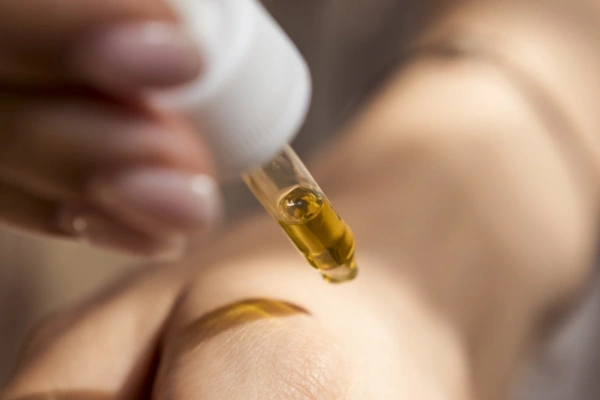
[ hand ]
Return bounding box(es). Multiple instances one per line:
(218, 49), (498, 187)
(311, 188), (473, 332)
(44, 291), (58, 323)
(0, 0), (221, 259)
(0, 250), (473, 400)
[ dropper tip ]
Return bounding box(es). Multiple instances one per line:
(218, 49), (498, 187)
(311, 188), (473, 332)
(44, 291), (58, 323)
(321, 259), (358, 284)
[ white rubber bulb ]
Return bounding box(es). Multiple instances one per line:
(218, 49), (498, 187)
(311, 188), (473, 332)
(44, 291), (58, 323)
(154, 0), (313, 180)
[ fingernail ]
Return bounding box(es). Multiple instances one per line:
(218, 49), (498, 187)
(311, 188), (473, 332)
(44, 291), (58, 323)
(73, 22), (201, 91)
(89, 169), (222, 234)
(56, 208), (187, 262)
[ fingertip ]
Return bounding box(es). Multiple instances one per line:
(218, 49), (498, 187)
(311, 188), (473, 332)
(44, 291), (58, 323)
(155, 299), (353, 400)
(55, 206), (188, 262)
(71, 22), (202, 94)
(88, 168), (223, 235)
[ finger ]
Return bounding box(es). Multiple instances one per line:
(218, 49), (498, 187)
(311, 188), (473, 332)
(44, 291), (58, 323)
(1, 265), (187, 400)
(56, 206), (187, 261)
(0, 0), (201, 92)
(153, 222), (470, 399)
(0, 93), (221, 236)
(0, 180), (186, 259)
(0, 180), (64, 236)
(71, 22), (202, 94)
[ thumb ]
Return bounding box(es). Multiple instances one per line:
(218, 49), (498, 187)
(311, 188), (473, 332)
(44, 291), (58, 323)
(0, 0), (201, 92)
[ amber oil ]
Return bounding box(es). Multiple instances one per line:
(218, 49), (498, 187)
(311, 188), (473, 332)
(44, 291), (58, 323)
(242, 146), (358, 283)
(276, 185), (357, 283)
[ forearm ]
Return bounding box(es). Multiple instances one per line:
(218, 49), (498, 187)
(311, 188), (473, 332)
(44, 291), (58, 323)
(304, 2), (600, 398)
(420, 0), (600, 182)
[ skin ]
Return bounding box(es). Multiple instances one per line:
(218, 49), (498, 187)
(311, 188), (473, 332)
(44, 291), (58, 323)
(3, 0), (600, 399)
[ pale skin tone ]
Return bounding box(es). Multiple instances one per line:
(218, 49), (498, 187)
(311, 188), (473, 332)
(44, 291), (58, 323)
(3, 0), (600, 399)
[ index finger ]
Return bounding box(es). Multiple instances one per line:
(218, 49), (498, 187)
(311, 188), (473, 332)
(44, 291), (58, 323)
(0, 0), (200, 90)
(0, 0), (173, 60)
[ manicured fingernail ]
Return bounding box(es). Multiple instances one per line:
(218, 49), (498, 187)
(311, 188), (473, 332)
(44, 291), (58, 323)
(73, 22), (201, 91)
(89, 169), (222, 234)
(56, 207), (187, 262)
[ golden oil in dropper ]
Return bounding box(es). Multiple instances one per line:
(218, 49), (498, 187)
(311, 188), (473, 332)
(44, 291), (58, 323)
(276, 185), (357, 283)
(243, 146), (358, 283)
